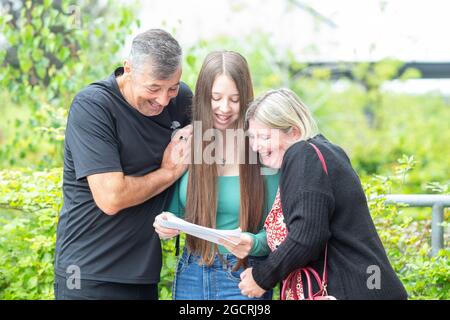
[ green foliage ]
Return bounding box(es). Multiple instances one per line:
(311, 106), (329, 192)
(0, 0), (139, 169)
(1, 161), (447, 299)
(0, 169), (62, 299)
(1, 0), (138, 101)
(158, 236), (183, 300)
(303, 81), (450, 194)
(363, 160), (449, 300)
(0, 90), (68, 169)
(0, 168), (182, 300)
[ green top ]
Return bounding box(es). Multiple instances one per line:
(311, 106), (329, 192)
(166, 168), (279, 256)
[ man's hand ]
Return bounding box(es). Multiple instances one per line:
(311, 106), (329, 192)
(238, 268), (266, 298)
(153, 212), (180, 240)
(161, 124), (192, 179)
(219, 233), (253, 259)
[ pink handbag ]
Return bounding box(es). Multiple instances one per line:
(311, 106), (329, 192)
(266, 142), (336, 300)
(281, 245), (336, 300)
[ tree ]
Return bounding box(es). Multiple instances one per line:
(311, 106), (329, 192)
(0, 0), (139, 168)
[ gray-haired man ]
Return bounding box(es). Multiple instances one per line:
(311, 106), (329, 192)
(54, 29), (192, 299)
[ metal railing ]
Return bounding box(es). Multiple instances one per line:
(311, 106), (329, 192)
(382, 195), (450, 256)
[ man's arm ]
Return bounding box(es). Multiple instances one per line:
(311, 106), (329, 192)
(88, 169), (175, 215)
(88, 125), (192, 215)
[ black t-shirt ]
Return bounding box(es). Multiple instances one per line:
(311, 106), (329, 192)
(54, 67), (192, 284)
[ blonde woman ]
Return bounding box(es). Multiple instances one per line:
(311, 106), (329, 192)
(239, 88), (407, 300)
(153, 51), (278, 300)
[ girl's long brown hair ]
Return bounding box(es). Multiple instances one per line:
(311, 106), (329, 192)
(185, 51), (265, 269)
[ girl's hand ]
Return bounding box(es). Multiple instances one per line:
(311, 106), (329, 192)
(153, 212), (180, 240)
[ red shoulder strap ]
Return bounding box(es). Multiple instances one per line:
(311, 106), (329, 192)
(308, 142), (328, 175)
(308, 142), (329, 288)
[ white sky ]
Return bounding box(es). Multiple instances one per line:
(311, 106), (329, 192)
(134, 0), (449, 61)
(128, 0), (450, 94)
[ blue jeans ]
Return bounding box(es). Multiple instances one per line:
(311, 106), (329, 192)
(172, 248), (273, 300)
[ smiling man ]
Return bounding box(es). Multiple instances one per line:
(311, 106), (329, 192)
(54, 29), (193, 300)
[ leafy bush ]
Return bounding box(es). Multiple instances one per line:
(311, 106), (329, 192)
(0, 169), (61, 299)
(363, 161), (449, 299)
(0, 169), (182, 300)
(0, 0), (139, 169)
(1, 160), (447, 299)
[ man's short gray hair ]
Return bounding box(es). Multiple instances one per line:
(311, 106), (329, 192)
(130, 29), (182, 80)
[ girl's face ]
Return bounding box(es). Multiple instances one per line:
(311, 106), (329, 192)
(211, 74), (240, 131)
(248, 118), (299, 169)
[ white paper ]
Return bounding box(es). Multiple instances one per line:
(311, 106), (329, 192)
(156, 212), (242, 245)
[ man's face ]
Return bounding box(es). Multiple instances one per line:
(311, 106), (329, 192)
(128, 63), (182, 117)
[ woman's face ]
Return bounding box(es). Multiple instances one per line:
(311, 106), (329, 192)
(248, 118), (299, 169)
(211, 74), (240, 131)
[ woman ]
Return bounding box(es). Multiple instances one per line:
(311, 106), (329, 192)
(239, 88), (408, 300)
(153, 51), (279, 300)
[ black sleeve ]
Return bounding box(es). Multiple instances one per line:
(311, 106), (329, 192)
(175, 82), (193, 127)
(252, 142), (335, 290)
(65, 96), (123, 180)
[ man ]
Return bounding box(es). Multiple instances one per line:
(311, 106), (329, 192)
(54, 29), (192, 300)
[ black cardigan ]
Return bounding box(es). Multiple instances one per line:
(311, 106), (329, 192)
(252, 134), (407, 300)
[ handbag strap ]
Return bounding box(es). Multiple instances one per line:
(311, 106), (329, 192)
(308, 142), (328, 175)
(280, 141), (330, 300)
(308, 142), (329, 290)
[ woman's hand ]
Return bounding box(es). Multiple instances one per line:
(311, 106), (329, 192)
(238, 268), (266, 298)
(219, 233), (253, 259)
(153, 212), (180, 240)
